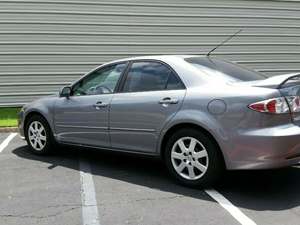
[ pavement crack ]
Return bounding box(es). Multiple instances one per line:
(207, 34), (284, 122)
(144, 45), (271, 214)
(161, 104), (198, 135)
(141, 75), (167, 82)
(0, 205), (81, 219)
(133, 195), (185, 202)
(96, 194), (186, 207)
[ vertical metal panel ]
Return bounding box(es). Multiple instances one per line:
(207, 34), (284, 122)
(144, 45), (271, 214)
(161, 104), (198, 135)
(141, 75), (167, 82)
(0, 0), (299, 106)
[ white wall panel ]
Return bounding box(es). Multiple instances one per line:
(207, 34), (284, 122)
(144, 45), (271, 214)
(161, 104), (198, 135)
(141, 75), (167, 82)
(0, 0), (299, 106)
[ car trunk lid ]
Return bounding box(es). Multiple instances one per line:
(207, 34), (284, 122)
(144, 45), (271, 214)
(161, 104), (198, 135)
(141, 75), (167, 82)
(242, 73), (300, 125)
(250, 73), (300, 89)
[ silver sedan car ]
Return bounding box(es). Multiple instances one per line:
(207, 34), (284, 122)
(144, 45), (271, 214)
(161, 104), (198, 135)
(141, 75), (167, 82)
(18, 55), (300, 187)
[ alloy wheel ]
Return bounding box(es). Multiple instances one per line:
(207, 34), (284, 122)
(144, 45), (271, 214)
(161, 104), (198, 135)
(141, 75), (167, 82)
(28, 121), (47, 151)
(171, 137), (209, 180)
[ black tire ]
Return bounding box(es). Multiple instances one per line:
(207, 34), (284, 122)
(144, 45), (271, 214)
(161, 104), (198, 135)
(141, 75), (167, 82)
(164, 128), (224, 188)
(25, 114), (57, 155)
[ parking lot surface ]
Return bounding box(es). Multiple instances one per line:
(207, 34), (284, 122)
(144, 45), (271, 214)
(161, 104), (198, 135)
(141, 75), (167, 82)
(1, 132), (300, 225)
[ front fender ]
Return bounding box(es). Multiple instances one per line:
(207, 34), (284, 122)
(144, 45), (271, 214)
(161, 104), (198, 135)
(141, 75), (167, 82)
(23, 98), (56, 136)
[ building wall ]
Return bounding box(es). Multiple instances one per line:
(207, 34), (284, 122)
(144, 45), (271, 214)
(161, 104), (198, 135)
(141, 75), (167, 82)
(0, 0), (299, 106)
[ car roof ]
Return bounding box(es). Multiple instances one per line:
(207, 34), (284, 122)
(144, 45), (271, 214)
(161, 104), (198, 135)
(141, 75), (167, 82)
(108, 55), (204, 64)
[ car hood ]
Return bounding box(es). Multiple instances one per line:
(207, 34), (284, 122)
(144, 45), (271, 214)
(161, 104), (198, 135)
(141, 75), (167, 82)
(23, 94), (58, 109)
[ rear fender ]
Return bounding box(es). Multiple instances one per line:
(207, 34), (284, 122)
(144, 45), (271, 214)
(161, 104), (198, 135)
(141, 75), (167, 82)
(158, 109), (231, 168)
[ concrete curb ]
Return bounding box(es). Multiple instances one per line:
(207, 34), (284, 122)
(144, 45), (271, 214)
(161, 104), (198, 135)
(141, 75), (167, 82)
(0, 127), (18, 133)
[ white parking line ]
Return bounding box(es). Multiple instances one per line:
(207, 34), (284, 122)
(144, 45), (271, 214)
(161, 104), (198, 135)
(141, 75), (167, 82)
(79, 158), (100, 225)
(0, 133), (17, 153)
(205, 189), (257, 225)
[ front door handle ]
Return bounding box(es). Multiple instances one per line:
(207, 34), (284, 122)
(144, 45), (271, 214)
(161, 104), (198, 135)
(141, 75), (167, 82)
(159, 97), (179, 105)
(93, 101), (108, 109)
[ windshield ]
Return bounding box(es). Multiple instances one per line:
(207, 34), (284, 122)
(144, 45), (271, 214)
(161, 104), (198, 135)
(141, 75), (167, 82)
(185, 57), (266, 81)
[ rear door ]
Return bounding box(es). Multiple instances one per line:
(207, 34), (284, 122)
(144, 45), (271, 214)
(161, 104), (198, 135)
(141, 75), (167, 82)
(109, 60), (186, 153)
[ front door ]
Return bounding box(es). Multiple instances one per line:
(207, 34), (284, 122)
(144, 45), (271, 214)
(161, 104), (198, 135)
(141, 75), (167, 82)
(109, 60), (186, 153)
(54, 62), (128, 147)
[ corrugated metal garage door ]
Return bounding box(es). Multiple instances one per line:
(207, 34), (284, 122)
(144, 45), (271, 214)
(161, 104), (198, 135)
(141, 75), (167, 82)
(0, 0), (299, 106)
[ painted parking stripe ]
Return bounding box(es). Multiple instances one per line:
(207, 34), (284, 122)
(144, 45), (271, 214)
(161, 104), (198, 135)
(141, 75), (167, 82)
(205, 189), (257, 225)
(0, 133), (17, 153)
(80, 158), (100, 225)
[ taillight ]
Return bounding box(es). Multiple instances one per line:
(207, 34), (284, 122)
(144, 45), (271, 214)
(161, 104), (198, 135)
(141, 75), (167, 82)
(248, 97), (290, 114)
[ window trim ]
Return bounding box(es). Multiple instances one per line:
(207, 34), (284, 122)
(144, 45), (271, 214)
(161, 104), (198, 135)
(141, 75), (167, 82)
(70, 61), (129, 96)
(118, 59), (186, 93)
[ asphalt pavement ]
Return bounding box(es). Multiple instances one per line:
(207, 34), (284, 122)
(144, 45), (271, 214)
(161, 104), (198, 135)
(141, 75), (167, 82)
(1, 132), (300, 225)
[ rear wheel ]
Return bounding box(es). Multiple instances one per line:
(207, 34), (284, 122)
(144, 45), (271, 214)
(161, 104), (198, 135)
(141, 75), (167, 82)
(25, 115), (56, 155)
(164, 128), (224, 188)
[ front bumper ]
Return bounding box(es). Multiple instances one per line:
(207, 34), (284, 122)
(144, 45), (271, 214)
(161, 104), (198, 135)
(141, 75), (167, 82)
(225, 124), (300, 170)
(18, 110), (25, 138)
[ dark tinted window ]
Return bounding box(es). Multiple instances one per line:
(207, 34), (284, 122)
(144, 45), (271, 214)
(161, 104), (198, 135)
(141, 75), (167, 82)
(166, 73), (185, 90)
(185, 57), (266, 81)
(123, 61), (184, 92)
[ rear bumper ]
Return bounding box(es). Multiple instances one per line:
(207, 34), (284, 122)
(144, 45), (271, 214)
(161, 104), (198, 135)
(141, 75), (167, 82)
(225, 124), (300, 170)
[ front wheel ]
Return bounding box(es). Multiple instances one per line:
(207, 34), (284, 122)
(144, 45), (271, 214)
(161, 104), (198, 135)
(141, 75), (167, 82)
(164, 128), (224, 188)
(25, 115), (56, 155)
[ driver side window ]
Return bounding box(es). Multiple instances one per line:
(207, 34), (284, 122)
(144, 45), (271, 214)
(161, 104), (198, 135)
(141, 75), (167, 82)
(72, 62), (127, 96)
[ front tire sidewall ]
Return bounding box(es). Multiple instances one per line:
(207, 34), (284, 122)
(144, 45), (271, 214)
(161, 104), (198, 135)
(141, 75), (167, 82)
(25, 115), (54, 155)
(164, 129), (223, 188)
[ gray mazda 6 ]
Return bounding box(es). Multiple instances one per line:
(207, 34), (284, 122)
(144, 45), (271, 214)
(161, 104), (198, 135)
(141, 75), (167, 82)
(18, 55), (300, 187)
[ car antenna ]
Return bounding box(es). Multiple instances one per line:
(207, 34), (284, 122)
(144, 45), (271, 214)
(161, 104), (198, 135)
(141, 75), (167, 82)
(206, 29), (242, 57)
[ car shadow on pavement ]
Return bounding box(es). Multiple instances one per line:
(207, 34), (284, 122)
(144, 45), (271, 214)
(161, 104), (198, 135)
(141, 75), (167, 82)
(13, 145), (300, 212)
(215, 167), (300, 211)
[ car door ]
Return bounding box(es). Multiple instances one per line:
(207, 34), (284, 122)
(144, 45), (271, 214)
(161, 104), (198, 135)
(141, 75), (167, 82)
(54, 62), (128, 147)
(109, 60), (186, 153)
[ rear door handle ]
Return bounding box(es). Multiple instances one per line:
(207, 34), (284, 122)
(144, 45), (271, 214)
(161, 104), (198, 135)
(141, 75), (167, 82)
(159, 97), (179, 105)
(93, 101), (108, 109)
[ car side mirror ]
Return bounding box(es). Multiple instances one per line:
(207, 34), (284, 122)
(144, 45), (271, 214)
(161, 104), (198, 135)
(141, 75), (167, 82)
(59, 86), (71, 98)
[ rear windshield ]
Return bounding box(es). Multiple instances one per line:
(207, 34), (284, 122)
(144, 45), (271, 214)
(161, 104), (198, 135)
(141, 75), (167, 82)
(185, 57), (266, 81)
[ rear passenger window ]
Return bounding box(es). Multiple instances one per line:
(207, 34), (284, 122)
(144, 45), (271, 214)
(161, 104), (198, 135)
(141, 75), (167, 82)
(166, 72), (185, 90)
(122, 61), (184, 92)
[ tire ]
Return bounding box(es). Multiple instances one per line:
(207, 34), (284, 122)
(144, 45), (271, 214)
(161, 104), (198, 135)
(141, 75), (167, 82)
(25, 114), (56, 155)
(164, 128), (224, 188)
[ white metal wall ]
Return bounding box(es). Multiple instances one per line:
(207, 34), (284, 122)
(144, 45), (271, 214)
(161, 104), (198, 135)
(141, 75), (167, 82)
(0, 0), (300, 106)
